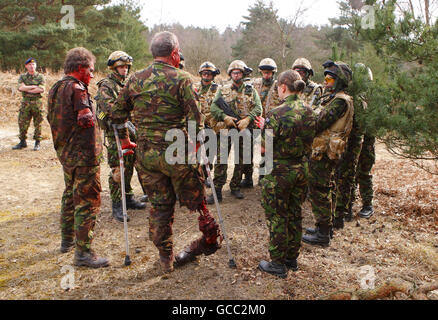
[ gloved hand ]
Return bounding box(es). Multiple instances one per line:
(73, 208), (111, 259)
(77, 108), (94, 128)
(224, 116), (237, 128)
(121, 138), (137, 156)
(237, 116), (251, 131)
(255, 116), (265, 130)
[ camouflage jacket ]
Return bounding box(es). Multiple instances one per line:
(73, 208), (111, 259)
(265, 94), (316, 165)
(210, 81), (262, 127)
(193, 81), (220, 128)
(110, 61), (202, 149)
(252, 78), (281, 117)
(300, 80), (323, 109)
(95, 72), (127, 136)
(18, 72), (45, 100)
(47, 76), (103, 167)
(311, 91), (354, 160)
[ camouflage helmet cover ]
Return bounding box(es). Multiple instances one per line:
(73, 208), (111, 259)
(199, 61), (220, 75)
(323, 60), (353, 87)
(292, 58), (314, 76)
(107, 51), (133, 70)
(258, 58), (277, 72)
(227, 60), (252, 76)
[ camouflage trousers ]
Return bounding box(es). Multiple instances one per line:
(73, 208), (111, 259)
(261, 162), (307, 262)
(18, 99), (43, 141)
(308, 154), (338, 227)
(352, 134), (376, 207)
(213, 134), (248, 191)
(135, 142), (205, 257)
(334, 127), (364, 217)
(241, 130), (258, 179)
(61, 165), (101, 252)
(105, 135), (135, 203)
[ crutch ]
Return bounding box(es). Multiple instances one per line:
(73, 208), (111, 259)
(197, 130), (237, 268)
(112, 124), (131, 266)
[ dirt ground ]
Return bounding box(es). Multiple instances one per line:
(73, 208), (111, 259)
(0, 72), (437, 300)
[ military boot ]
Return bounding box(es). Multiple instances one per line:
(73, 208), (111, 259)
(239, 175), (254, 188)
(126, 195), (146, 210)
(206, 188), (222, 205)
(174, 237), (221, 267)
(60, 239), (75, 253)
(12, 139), (27, 150)
(333, 216), (344, 229)
(231, 189), (244, 199)
(305, 225), (333, 239)
(140, 194), (149, 203)
(302, 223), (331, 247)
(285, 258), (298, 271)
(359, 206), (374, 219)
(258, 260), (288, 279)
(73, 250), (109, 268)
(33, 140), (40, 151)
(112, 201), (130, 222)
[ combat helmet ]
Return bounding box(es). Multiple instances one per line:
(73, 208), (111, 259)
(199, 61), (220, 76)
(292, 58), (314, 76)
(227, 60), (253, 76)
(323, 60), (353, 89)
(258, 58), (277, 73)
(107, 51), (133, 71)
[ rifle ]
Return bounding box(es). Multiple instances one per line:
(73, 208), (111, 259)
(215, 97), (252, 139)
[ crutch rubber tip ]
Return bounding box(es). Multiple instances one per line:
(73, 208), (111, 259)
(228, 259), (237, 268)
(124, 255), (131, 266)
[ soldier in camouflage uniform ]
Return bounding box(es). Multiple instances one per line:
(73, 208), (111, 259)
(241, 58), (281, 188)
(109, 32), (221, 273)
(258, 70), (316, 278)
(208, 60), (263, 202)
(302, 61), (354, 247)
(334, 64), (374, 225)
(95, 51), (146, 223)
(292, 58), (323, 109)
(47, 47), (109, 268)
(353, 133), (375, 218)
(193, 61), (221, 187)
(13, 58), (45, 151)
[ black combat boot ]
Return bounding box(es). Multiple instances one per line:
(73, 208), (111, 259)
(359, 205), (374, 219)
(305, 225), (334, 239)
(74, 249), (109, 268)
(333, 216), (344, 229)
(60, 239), (75, 253)
(302, 223), (331, 247)
(12, 139), (27, 150)
(206, 188), (222, 204)
(112, 201), (130, 222)
(284, 258), (298, 271)
(258, 260), (288, 278)
(33, 140), (40, 151)
(231, 189), (244, 199)
(140, 194), (149, 203)
(126, 194), (146, 210)
(239, 175), (254, 188)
